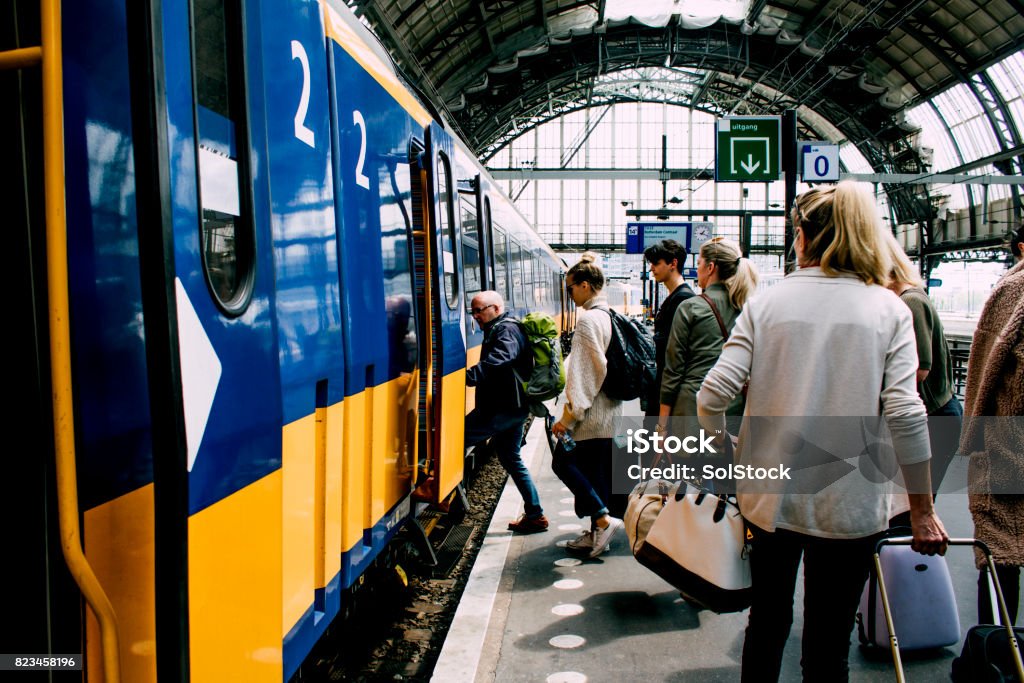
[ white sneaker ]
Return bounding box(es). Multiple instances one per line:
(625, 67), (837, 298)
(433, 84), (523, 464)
(588, 517), (623, 558)
(566, 529), (595, 551)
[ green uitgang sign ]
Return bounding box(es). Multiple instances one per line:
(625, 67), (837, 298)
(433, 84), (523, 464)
(716, 116), (782, 182)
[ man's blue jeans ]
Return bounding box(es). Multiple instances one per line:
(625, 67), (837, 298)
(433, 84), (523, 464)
(466, 409), (543, 518)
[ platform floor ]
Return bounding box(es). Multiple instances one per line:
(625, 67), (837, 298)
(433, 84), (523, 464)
(433, 412), (1001, 683)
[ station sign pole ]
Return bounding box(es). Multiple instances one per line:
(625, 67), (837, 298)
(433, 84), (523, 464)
(783, 110), (797, 274)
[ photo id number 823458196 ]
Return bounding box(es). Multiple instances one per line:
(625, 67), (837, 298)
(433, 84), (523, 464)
(2, 655), (82, 671)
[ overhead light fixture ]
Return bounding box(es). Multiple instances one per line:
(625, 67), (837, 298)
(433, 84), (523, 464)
(664, 55), (672, 68)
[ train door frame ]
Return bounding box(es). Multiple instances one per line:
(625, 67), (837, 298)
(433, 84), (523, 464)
(476, 181), (495, 291)
(416, 122), (467, 503)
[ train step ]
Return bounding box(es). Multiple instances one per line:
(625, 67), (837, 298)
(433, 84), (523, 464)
(430, 522), (476, 578)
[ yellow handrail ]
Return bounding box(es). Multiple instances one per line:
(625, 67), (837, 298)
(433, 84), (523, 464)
(35, 0), (122, 679)
(0, 45), (41, 69)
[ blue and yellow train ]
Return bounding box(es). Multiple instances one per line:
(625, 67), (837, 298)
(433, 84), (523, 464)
(5, 0), (567, 679)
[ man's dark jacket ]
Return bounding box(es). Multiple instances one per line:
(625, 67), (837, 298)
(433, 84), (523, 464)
(646, 282), (695, 416)
(467, 312), (532, 416)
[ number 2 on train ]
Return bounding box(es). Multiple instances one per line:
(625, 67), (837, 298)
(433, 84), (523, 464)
(290, 39), (315, 148)
(352, 110), (370, 189)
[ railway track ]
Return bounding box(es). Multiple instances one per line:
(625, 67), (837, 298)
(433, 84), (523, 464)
(293, 447), (511, 682)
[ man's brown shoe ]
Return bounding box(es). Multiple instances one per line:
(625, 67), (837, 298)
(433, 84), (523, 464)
(508, 515), (549, 534)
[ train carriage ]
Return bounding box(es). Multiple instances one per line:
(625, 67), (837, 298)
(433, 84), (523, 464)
(4, 0), (568, 680)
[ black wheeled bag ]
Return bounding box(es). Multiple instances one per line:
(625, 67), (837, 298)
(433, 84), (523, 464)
(953, 625), (1024, 682)
(952, 554), (1024, 683)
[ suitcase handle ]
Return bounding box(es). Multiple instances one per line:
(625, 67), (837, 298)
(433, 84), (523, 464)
(872, 537), (1024, 683)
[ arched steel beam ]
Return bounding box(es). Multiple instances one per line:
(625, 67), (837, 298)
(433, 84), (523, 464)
(898, 14), (1024, 234)
(459, 38), (909, 166)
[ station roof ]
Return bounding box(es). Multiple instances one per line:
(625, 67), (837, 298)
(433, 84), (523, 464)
(348, 0), (1024, 223)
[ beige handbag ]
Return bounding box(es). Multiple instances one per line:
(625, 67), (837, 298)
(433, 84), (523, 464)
(624, 479), (673, 554)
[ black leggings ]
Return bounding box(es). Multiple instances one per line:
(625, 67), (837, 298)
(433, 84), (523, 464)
(978, 564), (1022, 625)
(741, 525), (880, 683)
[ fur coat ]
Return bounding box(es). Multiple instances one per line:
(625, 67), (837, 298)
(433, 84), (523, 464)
(963, 260), (1024, 567)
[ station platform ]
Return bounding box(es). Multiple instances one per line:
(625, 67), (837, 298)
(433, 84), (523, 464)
(433, 410), (995, 683)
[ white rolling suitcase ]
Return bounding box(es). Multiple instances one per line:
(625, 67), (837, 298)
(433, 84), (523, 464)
(857, 539), (960, 651)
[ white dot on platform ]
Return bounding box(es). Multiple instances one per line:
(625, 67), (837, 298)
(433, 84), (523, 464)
(558, 510), (576, 517)
(560, 497), (575, 504)
(547, 672), (587, 683)
(553, 579), (584, 590)
(554, 558), (582, 567)
(549, 635), (586, 649)
(556, 540), (570, 548)
(551, 603), (585, 617)
(558, 523), (582, 532)
(560, 487), (570, 493)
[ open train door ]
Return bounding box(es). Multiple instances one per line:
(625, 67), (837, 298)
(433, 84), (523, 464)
(412, 123), (467, 503)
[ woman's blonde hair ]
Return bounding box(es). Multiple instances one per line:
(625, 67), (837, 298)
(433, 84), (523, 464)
(700, 237), (759, 309)
(792, 181), (891, 285)
(566, 251), (605, 291)
(881, 230), (924, 288)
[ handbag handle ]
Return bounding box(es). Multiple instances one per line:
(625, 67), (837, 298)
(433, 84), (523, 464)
(700, 292), (748, 398)
(700, 293), (730, 340)
(674, 483), (741, 523)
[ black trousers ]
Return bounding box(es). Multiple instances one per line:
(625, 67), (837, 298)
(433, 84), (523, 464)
(741, 525), (881, 683)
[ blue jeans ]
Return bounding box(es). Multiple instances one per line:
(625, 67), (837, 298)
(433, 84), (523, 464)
(466, 409), (543, 518)
(551, 438), (612, 521)
(928, 394), (963, 494)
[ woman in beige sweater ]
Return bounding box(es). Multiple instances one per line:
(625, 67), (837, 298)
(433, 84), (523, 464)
(551, 253), (624, 558)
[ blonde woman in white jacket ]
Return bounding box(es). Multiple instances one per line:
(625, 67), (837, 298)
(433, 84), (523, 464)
(697, 183), (949, 682)
(551, 253), (624, 558)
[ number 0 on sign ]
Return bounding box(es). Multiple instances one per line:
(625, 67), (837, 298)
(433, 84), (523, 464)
(801, 144), (840, 182)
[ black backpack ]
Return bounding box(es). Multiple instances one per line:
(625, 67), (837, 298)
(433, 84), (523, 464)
(595, 307), (656, 405)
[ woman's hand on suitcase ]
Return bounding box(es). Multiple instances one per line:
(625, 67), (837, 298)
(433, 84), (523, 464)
(910, 506), (950, 556)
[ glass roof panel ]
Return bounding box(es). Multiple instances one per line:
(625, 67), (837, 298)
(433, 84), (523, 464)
(986, 50), (1024, 134)
(905, 104), (961, 172)
(839, 143), (873, 174)
(932, 84), (1001, 161)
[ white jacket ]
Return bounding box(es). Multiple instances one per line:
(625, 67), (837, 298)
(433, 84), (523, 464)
(560, 295), (623, 441)
(697, 268), (930, 538)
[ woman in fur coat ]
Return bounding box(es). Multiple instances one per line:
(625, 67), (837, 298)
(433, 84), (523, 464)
(962, 257), (1024, 623)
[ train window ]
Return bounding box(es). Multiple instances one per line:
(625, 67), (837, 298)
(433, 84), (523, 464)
(193, 0), (255, 315)
(460, 194), (480, 312)
(436, 152), (458, 309)
(522, 255), (534, 306)
(511, 241), (525, 308)
(493, 228), (508, 302)
(483, 197), (495, 287)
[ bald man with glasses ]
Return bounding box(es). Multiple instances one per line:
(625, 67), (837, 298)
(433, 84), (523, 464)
(465, 291), (548, 533)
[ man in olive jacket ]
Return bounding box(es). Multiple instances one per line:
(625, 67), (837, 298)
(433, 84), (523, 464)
(465, 291), (548, 533)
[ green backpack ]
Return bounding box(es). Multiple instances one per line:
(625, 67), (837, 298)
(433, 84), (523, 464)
(513, 312), (566, 416)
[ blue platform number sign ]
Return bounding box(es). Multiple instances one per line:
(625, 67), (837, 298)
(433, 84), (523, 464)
(801, 143), (840, 182)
